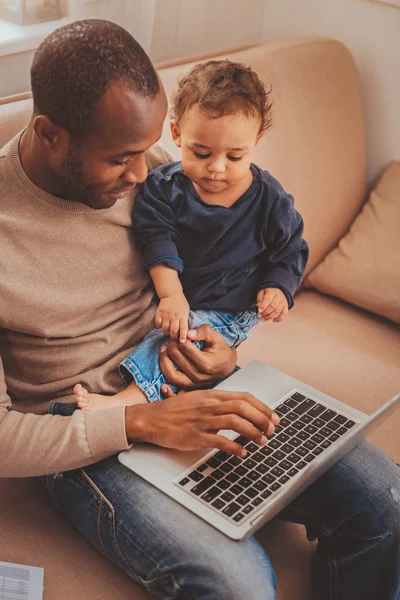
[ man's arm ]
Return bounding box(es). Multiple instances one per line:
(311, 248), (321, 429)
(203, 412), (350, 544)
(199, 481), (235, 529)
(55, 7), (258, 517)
(0, 357), (130, 478)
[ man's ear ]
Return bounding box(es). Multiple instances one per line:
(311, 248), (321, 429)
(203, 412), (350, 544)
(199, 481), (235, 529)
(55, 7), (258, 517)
(170, 120), (182, 148)
(33, 115), (70, 156)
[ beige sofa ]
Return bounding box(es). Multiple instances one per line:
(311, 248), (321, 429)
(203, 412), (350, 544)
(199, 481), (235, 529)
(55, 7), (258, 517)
(1, 38), (399, 600)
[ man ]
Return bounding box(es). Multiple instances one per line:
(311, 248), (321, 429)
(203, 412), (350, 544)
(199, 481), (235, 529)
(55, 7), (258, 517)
(0, 19), (399, 600)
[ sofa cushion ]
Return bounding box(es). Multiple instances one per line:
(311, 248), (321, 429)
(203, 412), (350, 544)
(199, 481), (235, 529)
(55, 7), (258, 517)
(306, 162), (400, 324)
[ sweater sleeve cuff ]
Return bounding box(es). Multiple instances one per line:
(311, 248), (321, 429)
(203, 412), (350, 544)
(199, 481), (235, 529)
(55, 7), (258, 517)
(85, 405), (130, 460)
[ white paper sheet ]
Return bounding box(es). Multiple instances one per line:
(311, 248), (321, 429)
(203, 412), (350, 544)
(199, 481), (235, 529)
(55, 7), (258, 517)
(0, 561), (44, 600)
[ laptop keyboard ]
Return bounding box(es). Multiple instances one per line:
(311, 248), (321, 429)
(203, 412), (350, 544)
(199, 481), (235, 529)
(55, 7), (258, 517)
(175, 390), (357, 526)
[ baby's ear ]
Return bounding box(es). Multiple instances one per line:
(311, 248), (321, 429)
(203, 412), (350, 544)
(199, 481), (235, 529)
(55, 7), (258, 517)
(170, 120), (182, 147)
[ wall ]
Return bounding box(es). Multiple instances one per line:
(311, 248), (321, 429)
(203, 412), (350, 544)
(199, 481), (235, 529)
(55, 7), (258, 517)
(261, 0), (400, 183)
(0, 0), (264, 97)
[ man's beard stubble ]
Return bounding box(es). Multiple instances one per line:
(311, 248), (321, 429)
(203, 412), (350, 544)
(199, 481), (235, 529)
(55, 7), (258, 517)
(52, 142), (97, 206)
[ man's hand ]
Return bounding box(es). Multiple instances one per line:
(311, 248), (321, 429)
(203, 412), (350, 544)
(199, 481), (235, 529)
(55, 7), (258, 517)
(257, 287), (288, 322)
(125, 389), (280, 458)
(155, 293), (190, 341)
(159, 324), (237, 389)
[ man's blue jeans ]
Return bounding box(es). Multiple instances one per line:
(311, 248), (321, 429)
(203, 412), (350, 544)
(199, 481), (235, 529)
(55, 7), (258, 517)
(42, 402), (400, 600)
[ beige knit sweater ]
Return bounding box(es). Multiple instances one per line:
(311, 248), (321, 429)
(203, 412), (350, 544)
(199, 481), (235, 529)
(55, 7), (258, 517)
(0, 133), (173, 478)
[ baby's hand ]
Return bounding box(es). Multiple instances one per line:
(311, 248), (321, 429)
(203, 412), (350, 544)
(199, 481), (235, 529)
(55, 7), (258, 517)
(257, 287), (288, 322)
(155, 293), (190, 341)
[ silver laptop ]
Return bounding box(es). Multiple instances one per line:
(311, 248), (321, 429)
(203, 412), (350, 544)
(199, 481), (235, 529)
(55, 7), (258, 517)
(118, 361), (400, 540)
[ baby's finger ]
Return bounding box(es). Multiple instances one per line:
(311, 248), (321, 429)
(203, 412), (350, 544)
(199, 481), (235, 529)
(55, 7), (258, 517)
(155, 313), (163, 329)
(273, 306), (288, 323)
(161, 318), (171, 336)
(170, 318), (180, 339)
(179, 319), (188, 343)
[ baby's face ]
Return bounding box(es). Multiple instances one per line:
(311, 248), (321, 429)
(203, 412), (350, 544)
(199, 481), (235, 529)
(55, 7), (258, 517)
(171, 105), (261, 195)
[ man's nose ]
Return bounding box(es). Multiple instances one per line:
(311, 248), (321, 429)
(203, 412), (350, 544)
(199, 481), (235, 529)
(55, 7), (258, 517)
(123, 156), (148, 184)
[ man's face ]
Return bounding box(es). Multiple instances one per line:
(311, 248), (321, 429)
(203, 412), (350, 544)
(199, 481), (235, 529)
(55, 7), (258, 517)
(53, 81), (168, 209)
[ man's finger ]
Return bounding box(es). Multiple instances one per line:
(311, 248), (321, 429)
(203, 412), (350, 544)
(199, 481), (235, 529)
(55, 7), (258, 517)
(202, 433), (249, 459)
(159, 348), (195, 388)
(165, 342), (208, 385)
(211, 390), (280, 425)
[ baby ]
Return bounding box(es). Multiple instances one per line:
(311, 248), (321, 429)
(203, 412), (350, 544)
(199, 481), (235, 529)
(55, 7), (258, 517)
(75, 59), (309, 410)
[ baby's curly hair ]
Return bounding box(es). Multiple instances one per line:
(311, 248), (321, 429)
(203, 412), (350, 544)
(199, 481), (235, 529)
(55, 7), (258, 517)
(170, 60), (272, 134)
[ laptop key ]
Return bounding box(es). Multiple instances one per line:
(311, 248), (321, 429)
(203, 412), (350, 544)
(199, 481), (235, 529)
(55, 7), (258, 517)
(244, 487), (259, 499)
(320, 427), (332, 437)
(255, 463), (268, 474)
(333, 414), (347, 424)
(262, 473), (276, 484)
(252, 451), (265, 462)
(297, 430), (308, 441)
(254, 480), (268, 492)
(337, 426), (348, 435)
(320, 409), (337, 422)
(292, 392), (306, 402)
(279, 417), (291, 427)
(261, 489), (273, 499)
(260, 446), (274, 456)
(285, 426), (297, 437)
(311, 433), (324, 444)
(234, 465), (248, 477)
(220, 463), (234, 473)
(206, 457), (221, 469)
(211, 499), (225, 510)
(245, 442), (259, 453)
(189, 471), (204, 482)
(276, 432), (290, 443)
(305, 454), (316, 462)
(308, 404), (325, 417)
(313, 447), (324, 456)
(292, 420), (304, 431)
(304, 440), (317, 450)
(293, 398), (316, 415)
(233, 512), (245, 522)
(222, 502), (241, 517)
(215, 450), (230, 462)
(280, 459), (293, 470)
(265, 457), (278, 467)
(201, 487), (223, 502)
(287, 453), (301, 463)
(275, 404), (290, 415)
(230, 484), (244, 495)
(288, 467), (298, 477)
(228, 456), (242, 467)
(252, 497), (263, 507)
(217, 479), (231, 490)
(285, 412), (298, 422)
(197, 463), (208, 472)
(238, 477), (252, 488)
(247, 471), (261, 482)
(284, 398), (297, 408)
(281, 443), (295, 454)
(344, 420), (356, 428)
(289, 437), (302, 447)
(237, 494), (251, 506)
(269, 439), (281, 449)
(211, 469), (224, 480)
(312, 418), (325, 429)
(221, 491), (235, 503)
(327, 421), (340, 431)
(329, 433), (340, 442)
(243, 458), (257, 470)
(296, 446), (308, 457)
(272, 450), (285, 461)
(190, 476), (216, 496)
(297, 460), (307, 469)
(235, 436), (250, 446)
(270, 482), (281, 492)
(226, 472), (240, 484)
(320, 440), (332, 449)
(299, 414), (313, 424)
(304, 424), (318, 435)
(279, 475), (290, 484)
(271, 466), (284, 477)
(243, 504), (255, 514)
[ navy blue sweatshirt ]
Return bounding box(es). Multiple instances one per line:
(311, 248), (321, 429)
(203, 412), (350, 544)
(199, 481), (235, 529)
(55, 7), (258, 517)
(133, 162), (309, 311)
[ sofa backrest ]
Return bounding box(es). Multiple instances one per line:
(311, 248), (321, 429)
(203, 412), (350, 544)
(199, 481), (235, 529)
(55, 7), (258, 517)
(0, 37), (367, 272)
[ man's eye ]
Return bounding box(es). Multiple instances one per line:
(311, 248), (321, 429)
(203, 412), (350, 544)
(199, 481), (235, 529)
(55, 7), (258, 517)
(228, 156), (243, 162)
(193, 151), (210, 159)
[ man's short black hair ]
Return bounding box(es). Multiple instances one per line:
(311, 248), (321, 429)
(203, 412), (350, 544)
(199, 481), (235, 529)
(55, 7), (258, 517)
(31, 19), (160, 138)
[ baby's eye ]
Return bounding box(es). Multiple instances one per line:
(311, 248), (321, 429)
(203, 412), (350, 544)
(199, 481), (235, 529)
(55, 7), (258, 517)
(193, 151), (211, 159)
(228, 156), (243, 162)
